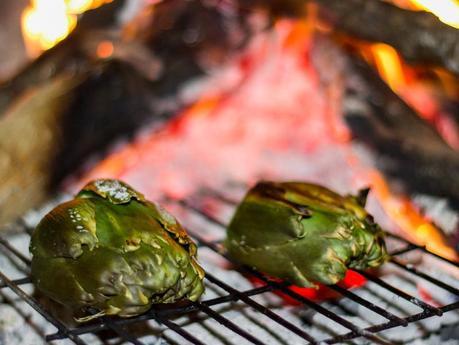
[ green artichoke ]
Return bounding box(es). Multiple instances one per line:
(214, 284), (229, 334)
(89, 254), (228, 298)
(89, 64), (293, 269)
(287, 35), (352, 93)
(225, 181), (389, 287)
(30, 179), (205, 320)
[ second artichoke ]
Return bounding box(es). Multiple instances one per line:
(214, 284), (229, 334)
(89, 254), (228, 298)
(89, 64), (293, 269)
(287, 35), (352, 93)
(225, 181), (389, 287)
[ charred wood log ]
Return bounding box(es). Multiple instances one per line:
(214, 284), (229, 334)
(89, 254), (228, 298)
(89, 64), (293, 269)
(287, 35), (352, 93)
(247, 0), (459, 75)
(315, 0), (459, 76)
(312, 35), (459, 203)
(0, 0), (127, 113)
(0, 0), (249, 226)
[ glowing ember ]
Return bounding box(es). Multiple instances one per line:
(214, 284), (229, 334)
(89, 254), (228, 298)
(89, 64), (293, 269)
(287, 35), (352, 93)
(21, 0), (112, 57)
(78, 20), (457, 265)
(409, 0), (459, 28)
(249, 270), (367, 305)
(80, 20), (339, 199)
(369, 171), (458, 261)
(96, 40), (114, 59)
(365, 42), (459, 150)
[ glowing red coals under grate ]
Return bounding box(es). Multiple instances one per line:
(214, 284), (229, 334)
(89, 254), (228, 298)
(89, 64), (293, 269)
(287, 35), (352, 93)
(249, 270), (367, 304)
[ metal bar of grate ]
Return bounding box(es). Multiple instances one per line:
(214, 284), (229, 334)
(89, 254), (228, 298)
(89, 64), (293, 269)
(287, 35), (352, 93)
(0, 236), (31, 265)
(0, 270), (87, 345)
(177, 190), (459, 344)
(386, 233), (459, 268)
(326, 301), (459, 344)
(390, 258), (459, 295)
(204, 272), (318, 344)
(154, 316), (206, 345)
(327, 284), (408, 326)
(356, 270), (443, 315)
(0, 288), (50, 341)
(176, 201), (393, 345)
(0, 186), (458, 345)
(191, 300), (266, 345)
(0, 276), (30, 288)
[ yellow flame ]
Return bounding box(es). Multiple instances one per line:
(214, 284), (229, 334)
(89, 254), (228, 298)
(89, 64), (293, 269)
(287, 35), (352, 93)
(369, 1), (459, 91)
(370, 43), (407, 92)
(409, 0), (459, 28)
(370, 171), (458, 262)
(22, 0), (112, 57)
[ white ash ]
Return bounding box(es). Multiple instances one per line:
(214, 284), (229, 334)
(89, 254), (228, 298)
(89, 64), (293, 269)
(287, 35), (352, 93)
(413, 194), (459, 235)
(1, 194), (458, 344)
(94, 179), (131, 202)
(0, 303), (46, 345)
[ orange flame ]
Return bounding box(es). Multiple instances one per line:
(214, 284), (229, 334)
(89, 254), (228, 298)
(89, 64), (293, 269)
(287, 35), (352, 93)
(21, 0), (112, 57)
(370, 43), (407, 92)
(366, 42), (459, 150)
(369, 171), (458, 262)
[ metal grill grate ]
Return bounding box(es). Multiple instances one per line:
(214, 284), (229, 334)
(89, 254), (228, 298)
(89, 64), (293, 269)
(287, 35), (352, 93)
(0, 185), (458, 345)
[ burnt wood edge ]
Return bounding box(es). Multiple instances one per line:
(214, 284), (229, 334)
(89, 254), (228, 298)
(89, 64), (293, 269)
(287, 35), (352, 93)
(311, 34), (459, 205)
(315, 0), (459, 76)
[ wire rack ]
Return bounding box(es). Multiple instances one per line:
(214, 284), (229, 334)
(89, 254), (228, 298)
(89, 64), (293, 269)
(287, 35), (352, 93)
(0, 186), (458, 345)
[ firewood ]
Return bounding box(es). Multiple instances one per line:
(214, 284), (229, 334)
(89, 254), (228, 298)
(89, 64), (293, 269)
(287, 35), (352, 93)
(246, 0), (459, 75)
(0, 75), (80, 225)
(315, 0), (459, 76)
(312, 35), (459, 203)
(0, 0), (249, 227)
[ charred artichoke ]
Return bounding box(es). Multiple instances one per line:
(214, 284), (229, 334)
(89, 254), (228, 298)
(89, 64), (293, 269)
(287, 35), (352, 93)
(30, 179), (204, 320)
(225, 182), (388, 287)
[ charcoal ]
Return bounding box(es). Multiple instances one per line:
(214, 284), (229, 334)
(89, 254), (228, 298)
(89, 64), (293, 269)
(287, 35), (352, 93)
(315, 0), (459, 76)
(344, 58), (459, 202)
(0, 0), (250, 226)
(242, 0), (459, 74)
(311, 35), (459, 205)
(49, 60), (157, 186)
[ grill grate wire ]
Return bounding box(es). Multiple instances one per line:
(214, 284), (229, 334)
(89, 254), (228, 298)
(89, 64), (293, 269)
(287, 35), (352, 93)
(0, 186), (457, 345)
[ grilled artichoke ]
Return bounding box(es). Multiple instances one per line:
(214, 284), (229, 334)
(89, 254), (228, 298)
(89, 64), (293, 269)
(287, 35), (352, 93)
(30, 179), (205, 320)
(225, 182), (389, 287)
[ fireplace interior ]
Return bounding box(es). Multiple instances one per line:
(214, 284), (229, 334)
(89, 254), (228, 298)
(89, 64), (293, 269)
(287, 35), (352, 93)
(0, 0), (458, 344)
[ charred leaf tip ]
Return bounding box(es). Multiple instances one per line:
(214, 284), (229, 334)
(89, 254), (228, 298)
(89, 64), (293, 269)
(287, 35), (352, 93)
(357, 187), (371, 207)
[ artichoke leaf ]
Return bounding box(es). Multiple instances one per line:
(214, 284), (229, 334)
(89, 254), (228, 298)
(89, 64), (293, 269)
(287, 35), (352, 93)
(225, 181), (389, 287)
(30, 179), (205, 320)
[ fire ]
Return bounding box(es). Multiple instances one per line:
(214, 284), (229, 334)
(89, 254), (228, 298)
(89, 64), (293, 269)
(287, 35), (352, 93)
(365, 42), (459, 150)
(370, 43), (407, 92)
(369, 171), (458, 262)
(409, 0), (459, 28)
(21, 0), (112, 57)
(78, 20), (458, 264)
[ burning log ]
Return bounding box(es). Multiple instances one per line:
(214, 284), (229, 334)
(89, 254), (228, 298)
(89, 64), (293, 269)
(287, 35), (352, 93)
(247, 0), (459, 75)
(315, 0), (459, 75)
(0, 0), (249, 227)
(312, 35), (459, 259)
(312, 35), (459, 204)
(0, 61), (155, 226)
